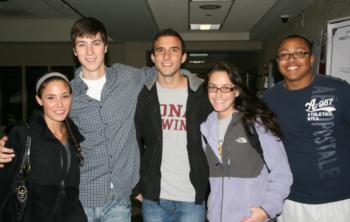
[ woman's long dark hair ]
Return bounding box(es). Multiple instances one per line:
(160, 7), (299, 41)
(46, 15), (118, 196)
(207, 61), (283, 139)
(65, 118), (84, 166)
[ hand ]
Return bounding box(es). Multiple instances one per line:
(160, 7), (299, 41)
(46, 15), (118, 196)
(0, 136), (7, 146)
(134, 194), (143, 202)
(242, 207), (268, 222)
(0, 136), (14, 168)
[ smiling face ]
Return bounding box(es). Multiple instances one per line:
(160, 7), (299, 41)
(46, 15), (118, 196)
(277, 37), (315, 89)
(36, 80), (72, 125)
(208, 71), (239, 119)
(151, 35), (187, 78)
(73, 32), (107, 79)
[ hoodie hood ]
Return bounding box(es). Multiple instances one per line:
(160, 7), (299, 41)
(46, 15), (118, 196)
(145, 67), (203, 92)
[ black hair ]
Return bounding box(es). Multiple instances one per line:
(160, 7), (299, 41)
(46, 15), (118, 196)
(65, 119), (84, 166)
(151, 28), (186, 54)
(207, 61), (283, 139)
(277, 34), (313, 53)
(36, 74), (72, 98)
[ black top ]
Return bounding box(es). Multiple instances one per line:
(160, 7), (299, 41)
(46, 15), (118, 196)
(0, 113), (86, 222)
(134, 80), (212, 203)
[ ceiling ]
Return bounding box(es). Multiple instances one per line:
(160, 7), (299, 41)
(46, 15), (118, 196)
(0, 0), (317, 43)
(0, 0), (317, 75)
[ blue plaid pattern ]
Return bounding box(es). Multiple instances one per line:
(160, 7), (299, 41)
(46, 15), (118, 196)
(70, 63), (154, 207)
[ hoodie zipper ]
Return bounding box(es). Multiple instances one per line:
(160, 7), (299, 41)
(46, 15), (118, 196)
(220, 162), (224, 222)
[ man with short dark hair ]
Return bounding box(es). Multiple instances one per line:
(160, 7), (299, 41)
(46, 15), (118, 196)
(264, 34), (350, 222)
(133, 29), (212, 222)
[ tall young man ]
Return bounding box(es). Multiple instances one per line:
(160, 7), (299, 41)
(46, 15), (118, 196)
(0, 17), (155, 222)
(69, 17), (152, 222)
(264, 35), (350, 222)
(133, 29), (212, 222)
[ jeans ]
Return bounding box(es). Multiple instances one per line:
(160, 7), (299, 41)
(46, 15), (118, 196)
(84, 198), (131, 222)
(142, 198), (205, 222)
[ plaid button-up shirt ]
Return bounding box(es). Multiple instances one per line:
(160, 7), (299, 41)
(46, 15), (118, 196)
(70, 63), (154, 207)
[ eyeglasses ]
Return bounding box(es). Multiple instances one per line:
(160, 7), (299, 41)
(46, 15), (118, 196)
(208, 86), (236, 93)
(277, 51), (310, 61)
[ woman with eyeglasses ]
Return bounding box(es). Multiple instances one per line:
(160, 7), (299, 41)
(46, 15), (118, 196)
(200, 62), (293, 222)
(0, 72), (87, 222)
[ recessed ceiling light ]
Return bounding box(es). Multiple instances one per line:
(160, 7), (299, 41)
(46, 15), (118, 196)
(189, 60), (206, 64)
(192, 0), (232, 1)
(199, 5), (221, 10)
(189, 53), (209, 57)
(190, 24), (221, 30)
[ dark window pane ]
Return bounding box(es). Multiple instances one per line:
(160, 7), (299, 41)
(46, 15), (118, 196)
(26, 66), (48, 119)
(51, 66), (75, 80)
(0, 67), (22, 133)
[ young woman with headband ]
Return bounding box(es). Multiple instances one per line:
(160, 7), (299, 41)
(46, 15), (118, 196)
(0, 72), (86, 222)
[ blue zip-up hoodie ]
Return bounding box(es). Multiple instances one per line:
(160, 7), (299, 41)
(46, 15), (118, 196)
(200, 111), (293, 222)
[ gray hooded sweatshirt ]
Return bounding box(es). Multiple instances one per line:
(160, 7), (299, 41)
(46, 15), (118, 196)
(200, 111), (293, 222)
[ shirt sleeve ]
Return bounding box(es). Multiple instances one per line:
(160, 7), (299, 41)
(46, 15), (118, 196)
(256, 125), (293, 218)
